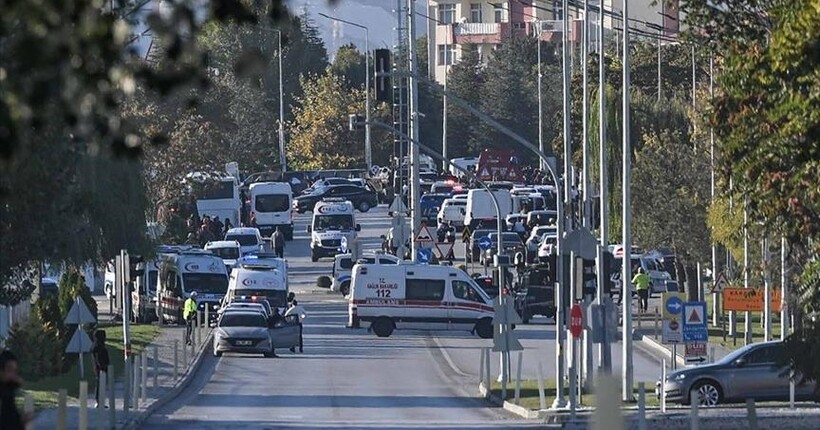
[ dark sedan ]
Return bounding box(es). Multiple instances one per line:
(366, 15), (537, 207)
(657, 341), (817, 406)
(293, 185), (379, 213)
(481, 232), (525, 266)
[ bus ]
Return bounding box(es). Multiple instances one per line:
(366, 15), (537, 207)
(185, 172), (241, 227)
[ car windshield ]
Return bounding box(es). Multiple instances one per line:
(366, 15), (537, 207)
(210, 247), (240, 259)
(489, 233), (523, 244)
(225, 234), (258, 246)
(218, 313), (267, 328)
(255, 194), (289, 212)
(183, 273), (228, 295)
(315, 214), (353, 231)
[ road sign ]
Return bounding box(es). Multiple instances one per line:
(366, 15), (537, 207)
(722, 287), (782, 312)
(388, 196), (408, 215)
(682, 301), (708, 342)
(414, 224), (435, 243)
(340, 236), (348, 253)
(662, 292), (686, 320)
(569, 304), (583, 338)
(478, 236), (492, 251)
(65, 327), (93, 353)
(662, 319), (682, 344)
(710, 272), (728, 293)
(685, 342), (708, 364)
(492, 297), (523, 352)
(435, 242), (455, 260)
(416, 247), (433, 264)
(461, 227), (472, 244)
(64, 298), (96, 325)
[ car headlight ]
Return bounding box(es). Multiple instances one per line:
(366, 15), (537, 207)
(673, 373), (686, 380)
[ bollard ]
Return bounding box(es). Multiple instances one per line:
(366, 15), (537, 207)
(514, 351), (522, 405)
(97, 394), (105, 430)
(637, 382), (647, 430)
(153, 345), (159, 389)
(483, 348), (491, 397)
(57, 389), (67, 430)
(182, 338), (188, 367)
(709, 346), (715, 363)
(654, 308), (660, 339)
(746, 398), (758, 430)
(660, 359), (667, 413)
(690, 389), (700, 430)
(98, 370), (107, 409)
(79, 380), (88, 430)
(107, 364), (115, 427)
(141, 353), (147, 404)
(536, 362), (546, 410)
(131, 357), (139, 409)
(205, 306), (210, 329)
(197, 314), (202, 346)
(479, 347), (485, 386)
(790, 375), (795, 409)
(174, 340), (179, 379)
(124, 359), (130, 415)
(569, 366), (577, 420)
(24, 391), (34, 430)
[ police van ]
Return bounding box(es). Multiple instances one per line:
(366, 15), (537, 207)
(156, 249), (229, 325)
(226, 254), (289, 311)
(348, 264), (495, 338)
(307, 198), (361, 262)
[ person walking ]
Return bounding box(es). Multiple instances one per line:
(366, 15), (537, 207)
(0, 351), (30, 430)
(285, 300), (307, 353)
(632, 267), (651, 313)
(271, 226), (285, 258)
(91, 329), (110, 408)
(183, 291), (198, 345)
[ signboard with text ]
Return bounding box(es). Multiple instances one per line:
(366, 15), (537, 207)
(723, 288), (782, 312)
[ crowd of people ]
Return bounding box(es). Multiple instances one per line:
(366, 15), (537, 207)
(185, 214), (234, 247)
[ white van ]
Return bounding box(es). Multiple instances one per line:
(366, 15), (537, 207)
(348, 264), (495, 338)
(157, 249), (229, 325)
(437, 198), (467, 228)
(609, 245), (674, 296)
(225, 259), (289, 312)
(307, 198), (360, 262)
(449, 157), (478, 178)
(249, 182), (294, 240)
(204, 240), (241, 273)
(332, 252), (400, 295)
(224, 227), (265, 256)
(464, 189), (512, 231)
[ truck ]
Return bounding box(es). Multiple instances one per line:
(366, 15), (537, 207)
(476, 149), (524, 183)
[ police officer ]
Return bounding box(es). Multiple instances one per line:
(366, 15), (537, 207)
(183, 291), (198, 345)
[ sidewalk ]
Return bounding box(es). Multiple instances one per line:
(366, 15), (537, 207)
(31, 324), (212, 430)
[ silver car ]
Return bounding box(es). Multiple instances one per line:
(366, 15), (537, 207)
(213, 311), (274, 357)
(657, 341), (817, 406)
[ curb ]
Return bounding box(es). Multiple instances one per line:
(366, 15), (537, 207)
(637, 332), (687, 368)
(120, 330), (213, 430)
(478, 381), (588, 423)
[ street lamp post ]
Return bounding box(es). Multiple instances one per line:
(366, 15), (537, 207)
(277, 30), (286, 173)
(319, 13), (373, 171)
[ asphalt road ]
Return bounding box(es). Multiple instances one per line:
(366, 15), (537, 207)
(141, 205), (665, 428)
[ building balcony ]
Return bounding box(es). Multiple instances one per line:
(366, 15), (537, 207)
(450, 22), (511, 45)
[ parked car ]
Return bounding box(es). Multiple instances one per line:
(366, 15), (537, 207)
(656, 341), (817, 406)
(293, 184), (379, 213)
(481, 232), (525, 266)
(224, 227), (265, 256)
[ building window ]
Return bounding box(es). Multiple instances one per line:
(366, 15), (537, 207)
(438, 3), (456, 24)
(469, 3), (482, 23)
(438, 44), (456, 66)
(493, 5), (504, 23)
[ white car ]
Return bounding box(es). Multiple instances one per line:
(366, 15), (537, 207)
(505, 213), (527, 231)
(224, 227), (265, 256)
(204, 240), (241, 272)
(526, 225), (557, 259)
(437, 198), (466, 228)
(537, 233), (558, 263)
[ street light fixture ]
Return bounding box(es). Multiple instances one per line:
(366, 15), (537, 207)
(318, 13), (372, 172)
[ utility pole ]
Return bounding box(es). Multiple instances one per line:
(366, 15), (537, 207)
(537, 22), (545, 171)
(596, 0), (611, 375)
(407, 0), (421, 261)
(763, 236), (772, 341)
(621, 0), (634, 402)
(277, 30), (286, 172)
(743, 196), (752, 345)
(780, 237), (788, 340)
(657, 29), (662, 102)
(581, 0), (590, 228)
(709, 53), (719, 326)
(441, 25), (449, 172)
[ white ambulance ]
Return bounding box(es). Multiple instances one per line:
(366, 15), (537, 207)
(225, 257), (289, 312)
(348, 264), (495, 338)
(307, 198), (360, 262)
(156, 249), (229, 325)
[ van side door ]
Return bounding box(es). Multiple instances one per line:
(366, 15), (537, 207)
(448, 280), (491, 330)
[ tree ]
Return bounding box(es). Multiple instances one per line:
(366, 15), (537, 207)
(445, 44), (485, 158)
(287, 70), (391, 170)
(331, 43), (367, 89)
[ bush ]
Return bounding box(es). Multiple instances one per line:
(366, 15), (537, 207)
(58, 268), (98, 328)
(6, 317), (63, 380)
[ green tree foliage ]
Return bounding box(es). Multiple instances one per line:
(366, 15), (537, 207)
(331, 43), (367, 89)
(6, 316), (63, 379)
(445, 44), (485, 158)
(287, 70), (391, 170)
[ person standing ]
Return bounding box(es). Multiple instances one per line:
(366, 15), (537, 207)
(223, 217), (233, 236)
(632, 267), (651, 313)
(284, 300), (307, 353)
(183, 291), (198, 345)
(91, 329), (110, 408)
(0, 351), (30, 430)
(271, 226), (285, 258)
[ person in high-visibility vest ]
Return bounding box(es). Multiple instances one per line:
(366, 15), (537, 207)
(632, 268), (651, 313)
(183, 291), (198, 345)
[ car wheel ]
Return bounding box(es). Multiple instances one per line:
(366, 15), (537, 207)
(340, 281), (350, 297)
(690, 380), (722, 406)
(372, 317), (394, 337)
(475, 318), (493, 339)
(358, 201), (371, 212)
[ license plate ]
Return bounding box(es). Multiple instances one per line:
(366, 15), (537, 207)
(237, 340), (252, 346)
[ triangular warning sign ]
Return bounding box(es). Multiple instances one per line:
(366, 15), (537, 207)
(388, 196), (408, 214)
(711, 272), (728, 293)
(435, 242), (455, 260)
(479, 168), (490, 178)
(687, 307), (702, 323)
(414, 224), (435, 243)
(64, 298), (96, 325)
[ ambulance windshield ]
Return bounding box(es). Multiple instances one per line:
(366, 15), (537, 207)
(315, 214), (354, 231)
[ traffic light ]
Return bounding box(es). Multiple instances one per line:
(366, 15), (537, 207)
(374, 49), (391, 102)
(129, 255), (145, 277)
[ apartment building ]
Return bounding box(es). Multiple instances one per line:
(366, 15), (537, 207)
(426, 0), (682, 84)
